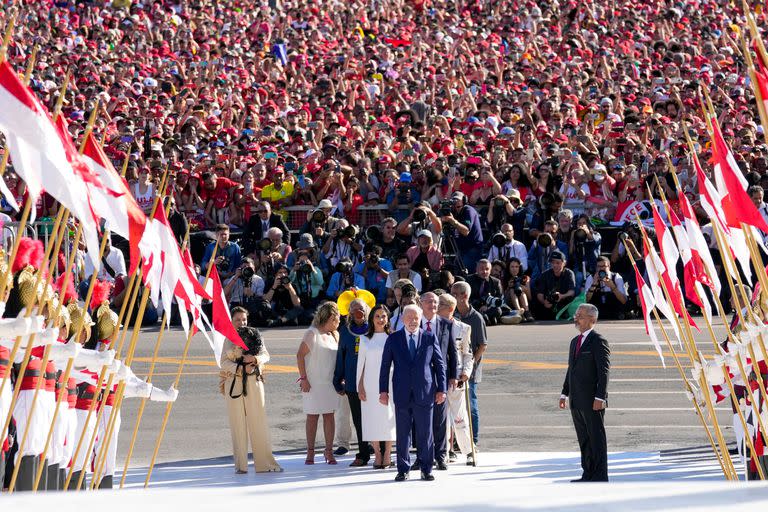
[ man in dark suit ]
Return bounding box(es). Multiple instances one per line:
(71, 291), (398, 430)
(559, 303), (610, 482)
(242, 200), (290, 254)
(418, 292), (457, 470)
(466, 259), (507, 325)
(380, 304), (447, 482)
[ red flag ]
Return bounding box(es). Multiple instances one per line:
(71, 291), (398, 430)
(209, 266), (248, 358)
(710, 119), (768, 232)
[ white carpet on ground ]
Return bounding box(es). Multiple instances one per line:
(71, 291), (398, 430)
(6, 451), (768, 510)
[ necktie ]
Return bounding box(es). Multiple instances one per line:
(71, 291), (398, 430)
(426, 320), (432, 332)
(409, 334), (416, 359)
(575, 334), (584, 357)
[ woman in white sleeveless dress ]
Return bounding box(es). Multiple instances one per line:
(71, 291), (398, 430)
(356, 305), (396, 469)
(297, 302), (341, 465)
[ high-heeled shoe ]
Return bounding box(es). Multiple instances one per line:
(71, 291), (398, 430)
(305, 450), (315, 465)
(324, 448), (337, 465)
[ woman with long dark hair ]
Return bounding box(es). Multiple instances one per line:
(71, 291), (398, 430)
(356, 305), (396, 469)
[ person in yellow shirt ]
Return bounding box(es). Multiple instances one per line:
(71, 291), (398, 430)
(260, 169), (294, 220)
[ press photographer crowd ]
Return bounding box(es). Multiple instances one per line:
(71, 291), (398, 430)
(3, 0), (768, 492)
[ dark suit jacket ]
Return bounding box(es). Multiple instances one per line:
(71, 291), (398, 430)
(242, 213), (290, 253)
(433, 318), (458, 381)
(561, 330), (610, 411)
(380, 328), (446, 407)
(466, 274), (503, 308)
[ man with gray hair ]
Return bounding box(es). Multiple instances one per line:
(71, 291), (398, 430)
(380, 304), (446, 481)
(451, 281), (487, 459)
(559, 303), (610, 482)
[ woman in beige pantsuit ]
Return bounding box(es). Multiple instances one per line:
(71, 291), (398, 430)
(220, 307), (282, 474)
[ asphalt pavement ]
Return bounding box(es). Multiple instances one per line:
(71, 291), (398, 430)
(118, 318), (732, 468)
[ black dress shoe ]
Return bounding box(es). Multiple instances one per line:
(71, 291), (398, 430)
(435, 460), (448, 471)
(420, 471), (435, 481)
(570, 478), (587, 482)
(410, 460), (421, 471)
(334, 447), (349, 456)
(394, 472), (409, 482)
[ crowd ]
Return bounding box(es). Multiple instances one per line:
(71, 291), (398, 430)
(2, 0), (767, 327)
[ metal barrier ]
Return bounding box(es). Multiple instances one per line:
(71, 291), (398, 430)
(282, 204), (403, 233)
(2, 220), (72, 274)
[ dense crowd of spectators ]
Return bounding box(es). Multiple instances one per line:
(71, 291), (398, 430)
(3, 0), (768, 325)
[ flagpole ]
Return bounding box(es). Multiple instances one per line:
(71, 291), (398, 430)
(91, 193), (177, 488)
(118, 225), (192, 488)
(68, 170), (170, 490)
(636, 214), (746, 478)
(144, 241), (220, 488)
(740, 35), (768, 145)
(0, 12), (16, 63)
(621, 239), (732, 478)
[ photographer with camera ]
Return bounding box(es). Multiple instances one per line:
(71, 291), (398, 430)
(529, 192), (564, 239)
(289, 249), (325, 320)
(532, 250), (577, 321)
(505, 258), (534, 322)
(611, 224), (645, 313)
(201, 224), (242, 281)
(569, 214), (602, 292)
(385, 254), (423, 306)
(224, 257), (265, 307)
(396, 202), (443, 246)
(327, 258), (366, 299)
(528, 220), (569, 281)
(243, 201), (290, 256)
(406, 230), (444, 289)
(323, 219), (363, 269)
(300, 198), (339, 244)
(353, 245), (392, 304)
(440, 192), (484, 272)
(486, 189), (526, 236)
(265, 227), (292, 262)
(263, 264), (304, 327)
(585, 257), (628, 319)
(219, 308), (282, 474)
(390, 171), (419, 215)
(467, 259), (513, 326)
(369, 217), (408, 265)
(487, 224), (528, 271)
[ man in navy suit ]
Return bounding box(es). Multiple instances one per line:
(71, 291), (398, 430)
(380, 304), (447, 482)
(559, 303), (610, 482)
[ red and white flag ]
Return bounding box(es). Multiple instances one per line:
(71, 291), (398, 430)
(668, 207), (713, 321)
(81, 132), (147, 274)
(639, 225), (682, 344)
(206, 266), (247, 365)
(0, 61), (101, 265)
(693, 153), (753, 282)
(649, 204), (698, 331)
(634, 262), (664, 367)
(677, 188), (720, 295)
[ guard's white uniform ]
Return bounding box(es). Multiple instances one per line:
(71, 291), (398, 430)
(446, 318), (475, 456)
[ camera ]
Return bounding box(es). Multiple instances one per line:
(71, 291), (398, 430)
(412, 208), (427, 223)
(335, 224), (357, 239)
(537, 233), (553, 248)
(438, 199), (454, 217)
(491, 232), (508, 249)
(493, 197), (506, 208)
(335, 260), (353, 274)
(510, 277), (524, 296)
(545, 290), (561, 304)
(573, 227), (588, 243)
(367, 253), (380, 266)
(484, 295), (505, 308)
(311, 209), (327, 225)
(278, 276), (291, 287)
(216, 255), (230, 271)
(258, 238), (272, 252)
(366, 225), (382, 243)
(241, 266), (255, 284)
(598, 270), (608, 279)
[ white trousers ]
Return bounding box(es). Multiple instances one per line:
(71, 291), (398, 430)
(0, 379), (10, 444)
(447, 386), (473, 455)
(61, 407), (77, 467)
(13, 390), (46, 462)
(94, 405), (120, 477)
(334, 396), (352, 448)
(72, 409), (97, 473)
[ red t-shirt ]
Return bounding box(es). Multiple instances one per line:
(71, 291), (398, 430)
(199, 177), (239, 209)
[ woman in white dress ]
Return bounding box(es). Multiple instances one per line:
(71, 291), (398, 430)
(356, 305), (396, 469)
(297, 302), (341, 465)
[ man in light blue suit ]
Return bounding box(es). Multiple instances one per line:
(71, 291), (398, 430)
(379, 304), (447, 482)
